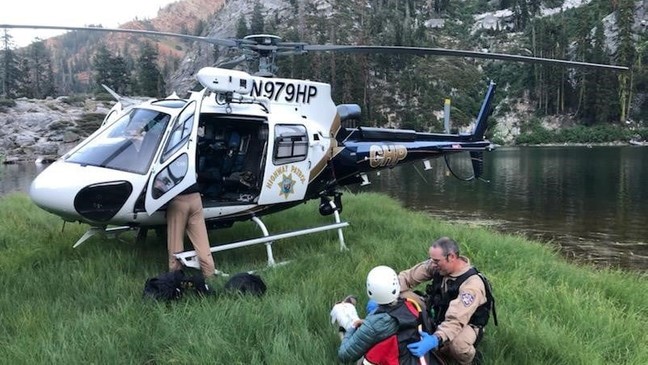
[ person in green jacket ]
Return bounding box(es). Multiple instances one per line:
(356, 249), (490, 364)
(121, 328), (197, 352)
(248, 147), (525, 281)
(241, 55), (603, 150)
(330, 266), (437, 365)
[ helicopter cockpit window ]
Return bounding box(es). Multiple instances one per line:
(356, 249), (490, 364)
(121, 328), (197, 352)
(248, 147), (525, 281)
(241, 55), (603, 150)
(66, 108), (171, 174)
(161, 101), (196, 163)
(273, 125), (308, 165)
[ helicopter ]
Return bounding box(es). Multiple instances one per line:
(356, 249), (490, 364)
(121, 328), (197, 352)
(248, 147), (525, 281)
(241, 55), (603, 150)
(0, 24), (628, 272)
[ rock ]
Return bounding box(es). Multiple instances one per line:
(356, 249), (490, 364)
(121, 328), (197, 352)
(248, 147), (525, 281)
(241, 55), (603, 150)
(35, 155), (59, 164)
(0, 98), (104, 162)
(12, 133), (38, 147)
(63, 131), (81, 143)
(2, 156), (21, 164)
(31, 142), (60, 155)
(47, 134), (64, 142)
(425, 19), (445, 29)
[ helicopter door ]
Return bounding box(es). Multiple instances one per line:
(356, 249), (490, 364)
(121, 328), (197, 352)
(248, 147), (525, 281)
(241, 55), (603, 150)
(258, 124), (311, 204)
(144, 90), (205, 214)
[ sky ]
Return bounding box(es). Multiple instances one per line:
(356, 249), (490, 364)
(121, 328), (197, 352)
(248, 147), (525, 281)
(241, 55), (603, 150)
(1, 0), (179, 47)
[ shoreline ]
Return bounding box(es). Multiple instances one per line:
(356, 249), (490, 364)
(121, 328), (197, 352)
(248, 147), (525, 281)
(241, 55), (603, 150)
(513, 141), (632, 147)
(2, 141), (643, 164)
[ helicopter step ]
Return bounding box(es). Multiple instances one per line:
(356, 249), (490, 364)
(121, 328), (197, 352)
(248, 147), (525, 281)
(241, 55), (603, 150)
(174, 202), (348, 273)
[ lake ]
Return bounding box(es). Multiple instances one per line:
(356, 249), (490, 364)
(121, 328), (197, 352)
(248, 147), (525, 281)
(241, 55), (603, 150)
(356, 146), (648, 271)
(0, 163), (47, 196)
(2, 146), (646, 270)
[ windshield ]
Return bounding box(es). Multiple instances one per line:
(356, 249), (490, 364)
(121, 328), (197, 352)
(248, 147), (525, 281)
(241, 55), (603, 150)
(67, 108), (171, 174)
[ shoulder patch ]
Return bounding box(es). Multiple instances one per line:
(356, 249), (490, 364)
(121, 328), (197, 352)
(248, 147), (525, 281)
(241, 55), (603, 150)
(460, 292), (475, 307)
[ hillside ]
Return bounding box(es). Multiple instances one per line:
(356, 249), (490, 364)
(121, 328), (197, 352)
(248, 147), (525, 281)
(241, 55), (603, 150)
(1, 0), (647, 154)
(181, 0), (645, 138)
(42, 0), (226, 90)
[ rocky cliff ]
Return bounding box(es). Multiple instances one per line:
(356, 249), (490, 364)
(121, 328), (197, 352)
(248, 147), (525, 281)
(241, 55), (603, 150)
(0, 98), (112, 163)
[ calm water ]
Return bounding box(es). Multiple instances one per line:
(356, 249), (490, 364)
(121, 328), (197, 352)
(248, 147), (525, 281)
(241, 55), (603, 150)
(2, 146), (647, 270)
(0, 163), (46, 196)
(357, 146), (648, 271)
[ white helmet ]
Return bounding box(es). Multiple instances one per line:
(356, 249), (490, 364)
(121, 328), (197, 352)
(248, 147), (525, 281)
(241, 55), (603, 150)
(366, 266), (400, 304)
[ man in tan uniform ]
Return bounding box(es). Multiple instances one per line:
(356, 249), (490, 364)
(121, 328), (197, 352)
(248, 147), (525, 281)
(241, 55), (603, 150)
(167, 183), (216, 279)
(399, 237), (496, 365)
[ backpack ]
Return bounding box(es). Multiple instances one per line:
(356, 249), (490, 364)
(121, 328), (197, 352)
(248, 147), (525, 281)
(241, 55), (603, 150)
(224, 272), (267, 296)
(143, 271), (211, 301)
(143, 271), (185, 301)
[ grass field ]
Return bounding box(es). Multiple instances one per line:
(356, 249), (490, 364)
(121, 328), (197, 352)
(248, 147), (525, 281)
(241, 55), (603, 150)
(0, 192), (646, 364)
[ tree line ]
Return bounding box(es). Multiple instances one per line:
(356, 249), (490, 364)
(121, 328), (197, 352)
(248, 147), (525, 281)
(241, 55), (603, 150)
(0, 30), (166, 99)
(235, 0), (646, 129)
(2, 0), (646, 129)
(1, 30), (55, 99)
(504, 0), (642, 125)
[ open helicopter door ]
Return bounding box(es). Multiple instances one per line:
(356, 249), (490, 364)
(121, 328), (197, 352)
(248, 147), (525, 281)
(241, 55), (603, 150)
(257, 123), (312, 205)
(144, 90), (206, 214)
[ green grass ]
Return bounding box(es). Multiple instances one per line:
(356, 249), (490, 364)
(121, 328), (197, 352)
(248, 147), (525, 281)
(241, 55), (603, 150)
(0, 192), (646, 364)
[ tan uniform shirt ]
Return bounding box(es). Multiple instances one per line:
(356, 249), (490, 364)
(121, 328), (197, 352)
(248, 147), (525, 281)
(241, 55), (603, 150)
(398, 257), (486, 343)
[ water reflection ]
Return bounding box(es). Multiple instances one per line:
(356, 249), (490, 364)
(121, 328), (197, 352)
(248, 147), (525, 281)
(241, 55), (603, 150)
(0, 163), (46, 196)
(357, 147), (648, 271)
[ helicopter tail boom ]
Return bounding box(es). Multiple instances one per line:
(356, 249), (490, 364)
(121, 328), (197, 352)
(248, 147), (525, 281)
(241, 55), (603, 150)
(331, 82), (497, 184)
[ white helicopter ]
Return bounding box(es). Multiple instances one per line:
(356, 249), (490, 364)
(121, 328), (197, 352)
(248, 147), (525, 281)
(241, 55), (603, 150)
(1, 24), (628, 272)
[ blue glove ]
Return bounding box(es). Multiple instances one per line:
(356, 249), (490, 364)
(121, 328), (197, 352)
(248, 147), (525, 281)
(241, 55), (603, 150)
(407, 331), (439, 358)
(366, 299), (379, 315)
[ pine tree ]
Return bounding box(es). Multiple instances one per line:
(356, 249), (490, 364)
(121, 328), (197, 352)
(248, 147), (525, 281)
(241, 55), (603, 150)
(92, 44), (113, 92)
(236, 16), (249, 38)
(513, 0), (530, 30)
(23, 40), (56, 99)
(528, 0), (541, 16)
(590, 21), (616, 124)
(615, 0), (636, 122)
(1, 30), (24, 98)
(573, 9), (592, 119)
(135, 42), (165, 97)
(250, 2), (265, 34)
(109, 55), (130, 94)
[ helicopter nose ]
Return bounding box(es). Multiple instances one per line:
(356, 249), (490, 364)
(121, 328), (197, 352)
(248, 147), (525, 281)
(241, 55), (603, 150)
(29, 161), (134, 223)
(30, 162), (84, 220)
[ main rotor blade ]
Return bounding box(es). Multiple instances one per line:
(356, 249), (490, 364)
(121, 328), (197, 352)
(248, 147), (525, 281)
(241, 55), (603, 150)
(0, 24), (247, 48)
(2, 23), (628, 71)
(304, 45), (629, 71)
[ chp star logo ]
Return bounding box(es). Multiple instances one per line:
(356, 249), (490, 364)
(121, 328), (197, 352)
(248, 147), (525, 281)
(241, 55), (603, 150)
(278, 174), (296, 199)
(460, 292), (475, 307)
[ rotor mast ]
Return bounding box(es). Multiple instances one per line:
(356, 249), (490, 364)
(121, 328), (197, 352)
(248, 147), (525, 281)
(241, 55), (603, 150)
(243, 34), (282, 77)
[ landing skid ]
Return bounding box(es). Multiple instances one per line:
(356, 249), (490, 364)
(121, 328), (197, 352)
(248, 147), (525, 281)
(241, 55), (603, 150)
(174, 201), (348, 275)
(73, 225), (137, 248)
